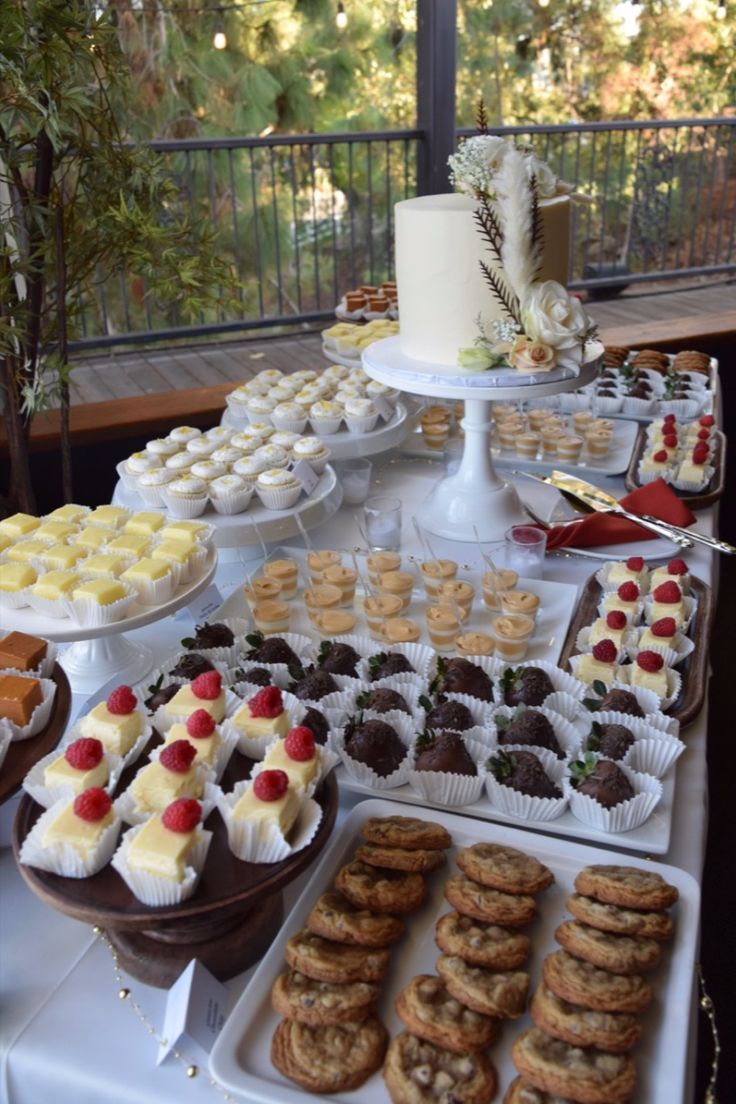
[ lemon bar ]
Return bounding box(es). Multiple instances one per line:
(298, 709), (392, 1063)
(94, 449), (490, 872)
(86, 506), (130, 529)
(73, 526), (110, 552)
(0, 513), (40, 539)
(123, 512), (165, 536)
(83, 554), (130, 579)
(6, 540), (48, 563)
(30, 570), (80, 600)
(0, 562), (37, 592)
(231, 780), (300, 834)
(47, 504), (90, 524)
(151, 540), (193, 567)
(72, 579), (126, 605)
(129, 760), (203, 814)
(121, 558), (170, 584)
(40, 543), (89, 571)
(33, 520), (78, 543)
(42, 800), (114, 861)
(0, 534), (11, 554)
(160, 520), (209, 545)
(106, 533), (150, 558)
(80, 701), (143, 754)
(126, 814), (199, 881)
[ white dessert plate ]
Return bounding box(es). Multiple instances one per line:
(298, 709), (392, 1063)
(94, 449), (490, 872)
(210, 797), (699, 1104)
(321, 345), (363, 370)
(214, 546), (580, 668)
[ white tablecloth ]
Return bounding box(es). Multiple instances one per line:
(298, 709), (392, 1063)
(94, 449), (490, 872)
(0, 453), (713, 1103)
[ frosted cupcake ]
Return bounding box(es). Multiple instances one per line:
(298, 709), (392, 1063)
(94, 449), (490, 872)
(366, 381), (400, 406)
(208, 474), (254, 514)
(137, 467), (176, 507)
(211, 445), (244, 468)
(190, 460), (227, 481)
(165, 451), (195, 474)
(309, 400), (344, 435)
(169, 426), (202, 445)
(205, 426), (233, 445)
(271, 402), (308, 433)
(162, 476), (209, 518)
(252, 444), (290, 470)
(246, 395), (277, 424)
(125, 452), (156, 479)
(292, 436), (331, 474)
(344, 398), (379, 434)
(270, 431), (301, 453)
(233, 455), (270, 481)
(229, 432), (260, 454)
(145, 437), (178, 461)
(255, 368), (284, 387)
(255, 468), (303, 510)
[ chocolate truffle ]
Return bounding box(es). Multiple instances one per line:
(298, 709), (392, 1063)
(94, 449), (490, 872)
(415, 731), (476, 776)
(497, 708), (562, 757)
(368, 652), (415, 682)
(301, 706), (330, 745)
(233, 666), (272, 687)
(186, 621), (235, 649)
(344, 718), (406, 777)
(587, 722), (635, 761)
(437, 657), (493, 702)
(489, 749), (561, 799)
(318, 641), (361, 677)
(598, 688), (645, 718)
(357, 688), (411, 715)
(169, 653), (215, 680)
(144, 679), (179, 713)
(289, 666), (339, 702)
(501, 666), (554, 708)
(572, 758), (635, 808)
(246, 634), (301, 667)
(425, 698), (474, 732)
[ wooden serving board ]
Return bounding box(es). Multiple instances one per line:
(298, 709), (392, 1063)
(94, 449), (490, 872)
(0, 664), (72, 806)
(558, 573), (712, 728)
(624, 426), (726, 510)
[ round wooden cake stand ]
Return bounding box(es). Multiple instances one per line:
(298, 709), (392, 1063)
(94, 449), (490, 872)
(12, 755), (338, 988)
(0, 664), (72, 806)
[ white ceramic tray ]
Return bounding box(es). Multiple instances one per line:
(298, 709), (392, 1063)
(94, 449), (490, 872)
(210, 797), (699, 1104)
(216, 547), (580, 668)
(221, 401), (411, 461)
(403, 416), (640, 477)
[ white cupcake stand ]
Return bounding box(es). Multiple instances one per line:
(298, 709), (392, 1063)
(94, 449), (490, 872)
(362, 335), (602, 543)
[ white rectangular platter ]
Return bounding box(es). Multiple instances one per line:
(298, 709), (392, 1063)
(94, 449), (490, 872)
(220, 547), (580, 668)
(210, 797), (699, 1104)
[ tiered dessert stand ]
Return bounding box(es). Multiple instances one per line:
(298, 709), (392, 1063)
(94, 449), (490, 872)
(363, 335), (603, 542)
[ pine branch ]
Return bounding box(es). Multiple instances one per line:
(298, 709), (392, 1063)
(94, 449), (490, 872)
(476, 99), (489, 135)
(473, 195), (504, 265)
(479, 260), (519, 322)
(529, 174), (545, 280)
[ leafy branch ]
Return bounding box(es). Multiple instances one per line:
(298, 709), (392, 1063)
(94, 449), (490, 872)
(479, 260), (519, 322)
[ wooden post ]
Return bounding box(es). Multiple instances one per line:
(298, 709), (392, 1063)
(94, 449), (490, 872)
(416, 0), (457, 195)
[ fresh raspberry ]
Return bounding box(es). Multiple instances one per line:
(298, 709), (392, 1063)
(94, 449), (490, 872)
(667, 559), (688, 576)
(162, 797), (201, 833)
(160, 739), (197, 773)
(253, 769), (289, 801)
(692, 444), (709, 464)
(248, 685), (284, 719)
(284, 726), (315, 762)
(663, 413), (676, 423)
(73, 787), (112, 822)
(186, 709), (216, 739)
(592, 639), (618, 663)
(606, 610), (627, 630)
(663, 434), (678, 448)
(699, 415), (715, 427)
(626, 556), (644, 572)
(651, 617), (677, 638)
(697, 427), (710, 441)
(653, 581), (682, 603)
(106, 685), (137, 715)
(637, 650), (664, 673)
(653, 450), (668, 463)
(65, 737), (104, 771)
(617, 581), (639, 602)
(191, 670), (222, 701)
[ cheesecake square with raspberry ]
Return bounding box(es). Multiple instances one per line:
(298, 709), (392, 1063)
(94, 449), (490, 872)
(629, 651), (670, 699)
(126, 800), (202, 881)
(129, 740), (203, 815)
(606, 557), (647, 588)
(42, 789), (115, 861)
(261, 726), (320, 791)
(44, 738), (109, 795)
(231, 686), (289, 745)
(167, 671), (226, 723)
(79, 685), (144, 755)
(162, 711), (220, 766)
(231, 769), (301, 835)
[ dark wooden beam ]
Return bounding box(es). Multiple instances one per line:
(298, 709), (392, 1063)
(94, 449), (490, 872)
(416, 0), (457, 195)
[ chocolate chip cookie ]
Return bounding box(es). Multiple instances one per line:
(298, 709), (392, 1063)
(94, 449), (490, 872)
(271, 969), (380, 1026)
(543, 949), (652, 1013)
(384, 1031), (498, 1104)
(435, 911), (531, 970)
(306, 891), (405, 947)
(529, 982), (641, 1053)
(566, 893), (674, 941)
(456, 843), (554, 895)
(271, 1013), (388, 1093)
(511, 1027), (636, 1104)
(336, 860), (428, 914)
(395, 974), (500, 1054)
(355, 842), (447, 874)
(445, 873), (537, 928)
(361, 814), (452, 851)
(574, 864), (678, 911)
(504, 1076), (575, 1103)
(284, 928), (391, 984)
(436, 954), (529, 1020)
(555, 919), (662, 974)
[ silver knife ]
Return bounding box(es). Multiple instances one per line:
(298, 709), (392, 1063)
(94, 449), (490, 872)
(546, 470), (736, 555)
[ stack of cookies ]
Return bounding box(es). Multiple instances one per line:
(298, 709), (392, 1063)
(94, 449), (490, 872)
(270, 814), (451, 1094)
(508, 862), (678, 1103)
(386, 842), (554, 1104)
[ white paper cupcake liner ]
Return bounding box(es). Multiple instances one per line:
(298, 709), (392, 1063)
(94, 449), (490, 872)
(333, 713), (416, 790)
(0, 634), (58, 678)
(116, 460), (139, 493)
(643, 594), (696, 632)
(489, 705), (581, 760)
(0, 588), (32, 610)
(622, 396), (656, 416)
(19, 800), (123, 878)
(345, 413), (380, 434)
(255, 483), (303, 511)
(578, 711), (684, 778)
(0, 724), (12, 771)
(209, 485), (255, 515)
(358, 641), (435, 684)
(493, 659), (587, 708)
(23, 749), (125, 809)
(294, 451), (330, 475)
(67, 582), (137, 628)
(178, 617), (251, 670)
(594, 563), (651, 595)
(271, 412), (309, 433)
(217, 786), (321, 863)
(309, 414), (343, 435)
(485, 746), (568, 822)
(157, 687), (242, 734)
(613, 664), (682, 710)
(161, 491), (209, 519)
(114, 775), (219, 827)
(670, 467), (714, 493)
(6, 677), (57, 742)
(112, 823), (213, 905)
(249, 735), (339, 798)
(408, 736), (488, 807)
(124, 569), (176, 606)
(636, 464), (673, 487)
(591, 394), (624, 414)
(135, 482), (169, 508)
(64, 717), (153, 772)
(541, 691), (581, 722)
(626, 628), (694, 667)
(564, 762), (662, 833)
(657, 398), (701, 419)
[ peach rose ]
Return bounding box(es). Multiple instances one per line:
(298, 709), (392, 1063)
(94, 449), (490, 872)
(509, 336), (556, 374)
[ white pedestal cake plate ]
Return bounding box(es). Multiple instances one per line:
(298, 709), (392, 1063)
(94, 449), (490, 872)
(362, 335), (603, 542)
(10, 548), (217, 694)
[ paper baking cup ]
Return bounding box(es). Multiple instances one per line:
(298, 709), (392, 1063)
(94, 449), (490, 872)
(20, 800), (122, 878)
(0, 724), (12, 772)
(222, 699), (296, 759)
(23, 750), (124, 809)
(408, 736), (488, 807)
(558, 392), (589, 413)
(493, 659), (587, 707)
(114, 775), (218, 827)
(209, 485), (255, 515)
(250, 736), (339, 798)
(217, 786), (322, 864)
(161, 490), (209, 519)
(592, 394), (624, 414)
(643, 595), (696, 632)
(345, 413), (380, 434)
(595, 563), (651, 594)
(23, 589), (71, 619)
(112, 824), (212, 905)
(670, 467), (714, 493)
(255, 483), (303, 511)
(67, 582), (137, 628)
(123, 568), (176, 607)
(271, 411), (308, 433)
(364, 673), (428, 715)
(657, 398), (701, 419)
(488, 705), (581, 760)
(158, 687), (241, 734)
(64, 717), (152, 773)
(357, 641), (435, 685)
(636, 463), (674, 487)
(295, 450), (331, 475)
(578, 711), (684, 778)
(0, 634), (58, 678)
(485, 746), (568, 822)
(613, 664), (682, 711)
(432, 691), (495, 732)
(622, 396), (657, 417)
(626, 628), (694, 668)
(135, 482), (169, 508)
(0, 588), (32, 610)
(6, 677), (57, 742)
(564, 763), (662, 833)
(309, 413), (343, 435)
(575, 627), (631, 666)
(333, 713), (416, 790)
(541, 691), (581, 723)
(116, 459), (139, 493)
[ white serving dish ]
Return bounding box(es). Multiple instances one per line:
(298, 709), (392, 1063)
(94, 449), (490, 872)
(223, 402), (412, 461)
(210, 797), (699, 1104)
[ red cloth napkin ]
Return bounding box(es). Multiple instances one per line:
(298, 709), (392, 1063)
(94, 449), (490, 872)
(543, 478), (697, 551)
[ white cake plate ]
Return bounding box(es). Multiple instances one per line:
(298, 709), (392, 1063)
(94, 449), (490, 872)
(362, 335), (602, 543)
(13, 548), (217, 694)
(112, 466), (343, 551)
(220, 402), (411, 460)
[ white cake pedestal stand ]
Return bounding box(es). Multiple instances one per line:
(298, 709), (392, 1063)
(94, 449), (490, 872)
(362, 336), (602, 543)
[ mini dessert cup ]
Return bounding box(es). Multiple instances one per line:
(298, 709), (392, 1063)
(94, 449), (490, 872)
(263, 558), (300, 600)
(437, 580), (475, 620)
(528, 408), (552, 431)
(20, 798), (122, 878)
(378, 570), (415, 613)
(366, 552), (402, 590)
(217, 786), (321, 864)
(252, 598), (291, 636)
(312, 609), (358, 638)
(564, 761), (662, 833)
(419, 558), (458, 599)
(485, 745), (568, 822)
(455, 632), (495, 658)
(304, 583), (343, 623)
(420, 416), (450, 451)
(541, 428), (564, 456)
(556, 435), (584, 462)
(515, 432), (541, 460)
(408, 736), (488, 807)
(585, 430), (613, 458)
(492, 614), (536, 661)
(322, 564), (358, 607)
(499, 589), (541, 621)
(572, 411), (597, 434)
(379, 618), (421, 645)
(363, 592), (404, 639)
(112, 821), (213, 904)
(481, 568), (519, 610)
(497, 418), (525, 449)
(425, 605), (461, 651)
(307, 549), (342, 584)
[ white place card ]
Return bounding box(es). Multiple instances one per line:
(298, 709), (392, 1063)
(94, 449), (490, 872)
(157, 959), (229, 1066)
(180, 583), (224, 623)
(372, 394), (395, 422)
(291, 458), (320, 496)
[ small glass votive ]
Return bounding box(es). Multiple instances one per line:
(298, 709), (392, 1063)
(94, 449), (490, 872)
(504, 524), (547, 580)
(337, 458), (373, 505)
(364, 495), (402, 552)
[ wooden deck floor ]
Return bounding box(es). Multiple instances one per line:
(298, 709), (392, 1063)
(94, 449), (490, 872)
(66, 281), (735, 406)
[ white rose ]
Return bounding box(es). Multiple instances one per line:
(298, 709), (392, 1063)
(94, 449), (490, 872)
(521, 281), (591, 370)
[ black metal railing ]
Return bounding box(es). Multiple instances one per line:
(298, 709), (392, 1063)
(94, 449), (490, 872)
(74, 117), (735, 349)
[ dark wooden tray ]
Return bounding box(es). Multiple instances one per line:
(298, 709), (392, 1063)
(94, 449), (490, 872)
(0, 663), (72, 806)
(558, 573), (712, 728)
(12, 738), (338, 986)
(624, 426), (726, 510)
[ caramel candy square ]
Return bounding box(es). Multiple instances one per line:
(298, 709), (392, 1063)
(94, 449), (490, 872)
(0, 673), (43, 725)
(0, 632), (48, 673)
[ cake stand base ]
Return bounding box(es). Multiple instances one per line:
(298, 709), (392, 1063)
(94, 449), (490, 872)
(107, 892), (284, 988)
(416, 475), (526, 543)
(58, 635), (154, 695)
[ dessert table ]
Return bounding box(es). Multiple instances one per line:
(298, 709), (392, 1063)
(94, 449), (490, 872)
(0, 452), (714, 1104)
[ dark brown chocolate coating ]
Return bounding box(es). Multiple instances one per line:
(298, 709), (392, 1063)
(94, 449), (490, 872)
(190, 621), (235, 648)
(414, 731), (477, 776)
(498, 709), (562, 757)
(290, 667), (339, 702)
(369, 652), (415, 681)
(575, 759), (635, 808)
(144, 682), (179, 714)
(318, 642), (361, 677)
(362, 688), (411, 715)
(425, 699), (474, 732)
(503, 667), (554, 708)
(301, 706), (330, 745)
(249, 637), (301, 666)
(169, 653), (215, 680)
(495, 749), (561, 799)
(344, 718), (406, 777)
(441, 658), (494, 702)
(594, 723), (635, 761)
(599, 688), (645, 718)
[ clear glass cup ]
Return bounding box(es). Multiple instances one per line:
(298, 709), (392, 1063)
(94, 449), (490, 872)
(337, 457), (373, 504)
(504, 524), (547, 580)
(364, 495), (402, 551)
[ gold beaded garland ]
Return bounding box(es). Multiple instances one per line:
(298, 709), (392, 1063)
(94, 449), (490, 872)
(698, 963), (720, 1104)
